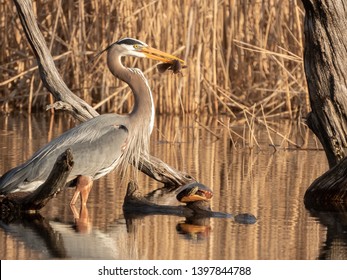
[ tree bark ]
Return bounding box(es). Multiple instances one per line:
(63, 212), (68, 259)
(0, 149), (73, 217)
(13, 0), (98, 122)
(303, 0), (347, 167)
(305, 156), (347, 205)
(302, 0), (347, 205)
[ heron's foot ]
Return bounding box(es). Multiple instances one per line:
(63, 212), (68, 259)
(70, 175), (93, 206)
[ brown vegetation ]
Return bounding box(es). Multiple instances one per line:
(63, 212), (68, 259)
(0, 0), (306, 118)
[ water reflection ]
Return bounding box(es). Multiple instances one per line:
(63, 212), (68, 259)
(1, 113), (347, 259)
(0, 181), (255, 259)
(0, 213), (67, 259)
(306, 206), (347, 260)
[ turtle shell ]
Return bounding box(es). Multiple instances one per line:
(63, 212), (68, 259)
(176, 182), (213, 203)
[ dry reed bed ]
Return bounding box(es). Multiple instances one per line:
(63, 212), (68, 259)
(1, 0), (306, 119)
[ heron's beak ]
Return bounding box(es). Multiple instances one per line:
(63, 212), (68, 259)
(140, 46), (186, 66)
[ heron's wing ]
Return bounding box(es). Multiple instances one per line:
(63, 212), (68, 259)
(0, 115), (128, 194)
(66, 123), (129, 180)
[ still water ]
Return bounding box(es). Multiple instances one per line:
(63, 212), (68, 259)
(0, 113), (346, 260)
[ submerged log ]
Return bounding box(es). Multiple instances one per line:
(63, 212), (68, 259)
(123, 181), (235, 219)
(123, 181), (256, 224)
(123, 181), (192, 217)
(0, 149), (73, 218)
(302, 0), (347, 204)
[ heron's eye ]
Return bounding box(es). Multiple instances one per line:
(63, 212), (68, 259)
(133, 44), (141, 50)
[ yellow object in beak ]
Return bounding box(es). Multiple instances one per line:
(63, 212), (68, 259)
(140, 46), (186, 66)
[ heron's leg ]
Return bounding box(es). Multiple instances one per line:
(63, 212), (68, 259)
(80, 177), (93, 205)
(70, 204), (80, 219)
(70, 190), (80, 206)
(75, 205), (91, 233)
(70, 175), (93, 206)
(70, 203), (91, 233)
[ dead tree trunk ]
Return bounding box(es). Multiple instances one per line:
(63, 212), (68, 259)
(302, 0), (347, 205)
(13, 0), (98, 122)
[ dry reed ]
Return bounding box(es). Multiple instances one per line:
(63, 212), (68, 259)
(0, 0), (306, 119)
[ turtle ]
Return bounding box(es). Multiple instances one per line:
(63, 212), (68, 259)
(176, 183), (213, 203)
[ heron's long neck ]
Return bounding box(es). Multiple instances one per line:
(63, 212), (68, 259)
(107, 52), (155, 134)
(107, 49), (154, 174)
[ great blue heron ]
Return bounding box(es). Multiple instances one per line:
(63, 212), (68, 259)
(0, 38), (185, 206)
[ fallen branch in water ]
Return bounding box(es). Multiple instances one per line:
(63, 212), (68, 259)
(137, 156), (195, 187)
(0, 149), (73, 217)
(123, 181), (256, 224)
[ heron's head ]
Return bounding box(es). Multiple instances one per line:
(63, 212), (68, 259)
(102, 37), (186, 65)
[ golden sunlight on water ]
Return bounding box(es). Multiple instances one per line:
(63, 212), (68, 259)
(0, 113), (343, 260)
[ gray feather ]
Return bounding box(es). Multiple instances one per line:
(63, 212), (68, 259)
(0, 114), (128, 194)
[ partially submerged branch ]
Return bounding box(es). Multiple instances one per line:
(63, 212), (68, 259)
(123, 181), (257, 222)
(0, 149), (73, 217)
(139, 155), (195, 186)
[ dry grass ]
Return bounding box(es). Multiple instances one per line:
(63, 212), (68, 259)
(0, 0), (306, 120)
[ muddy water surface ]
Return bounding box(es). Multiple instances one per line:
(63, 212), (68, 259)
(0, 113), (346, 260)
